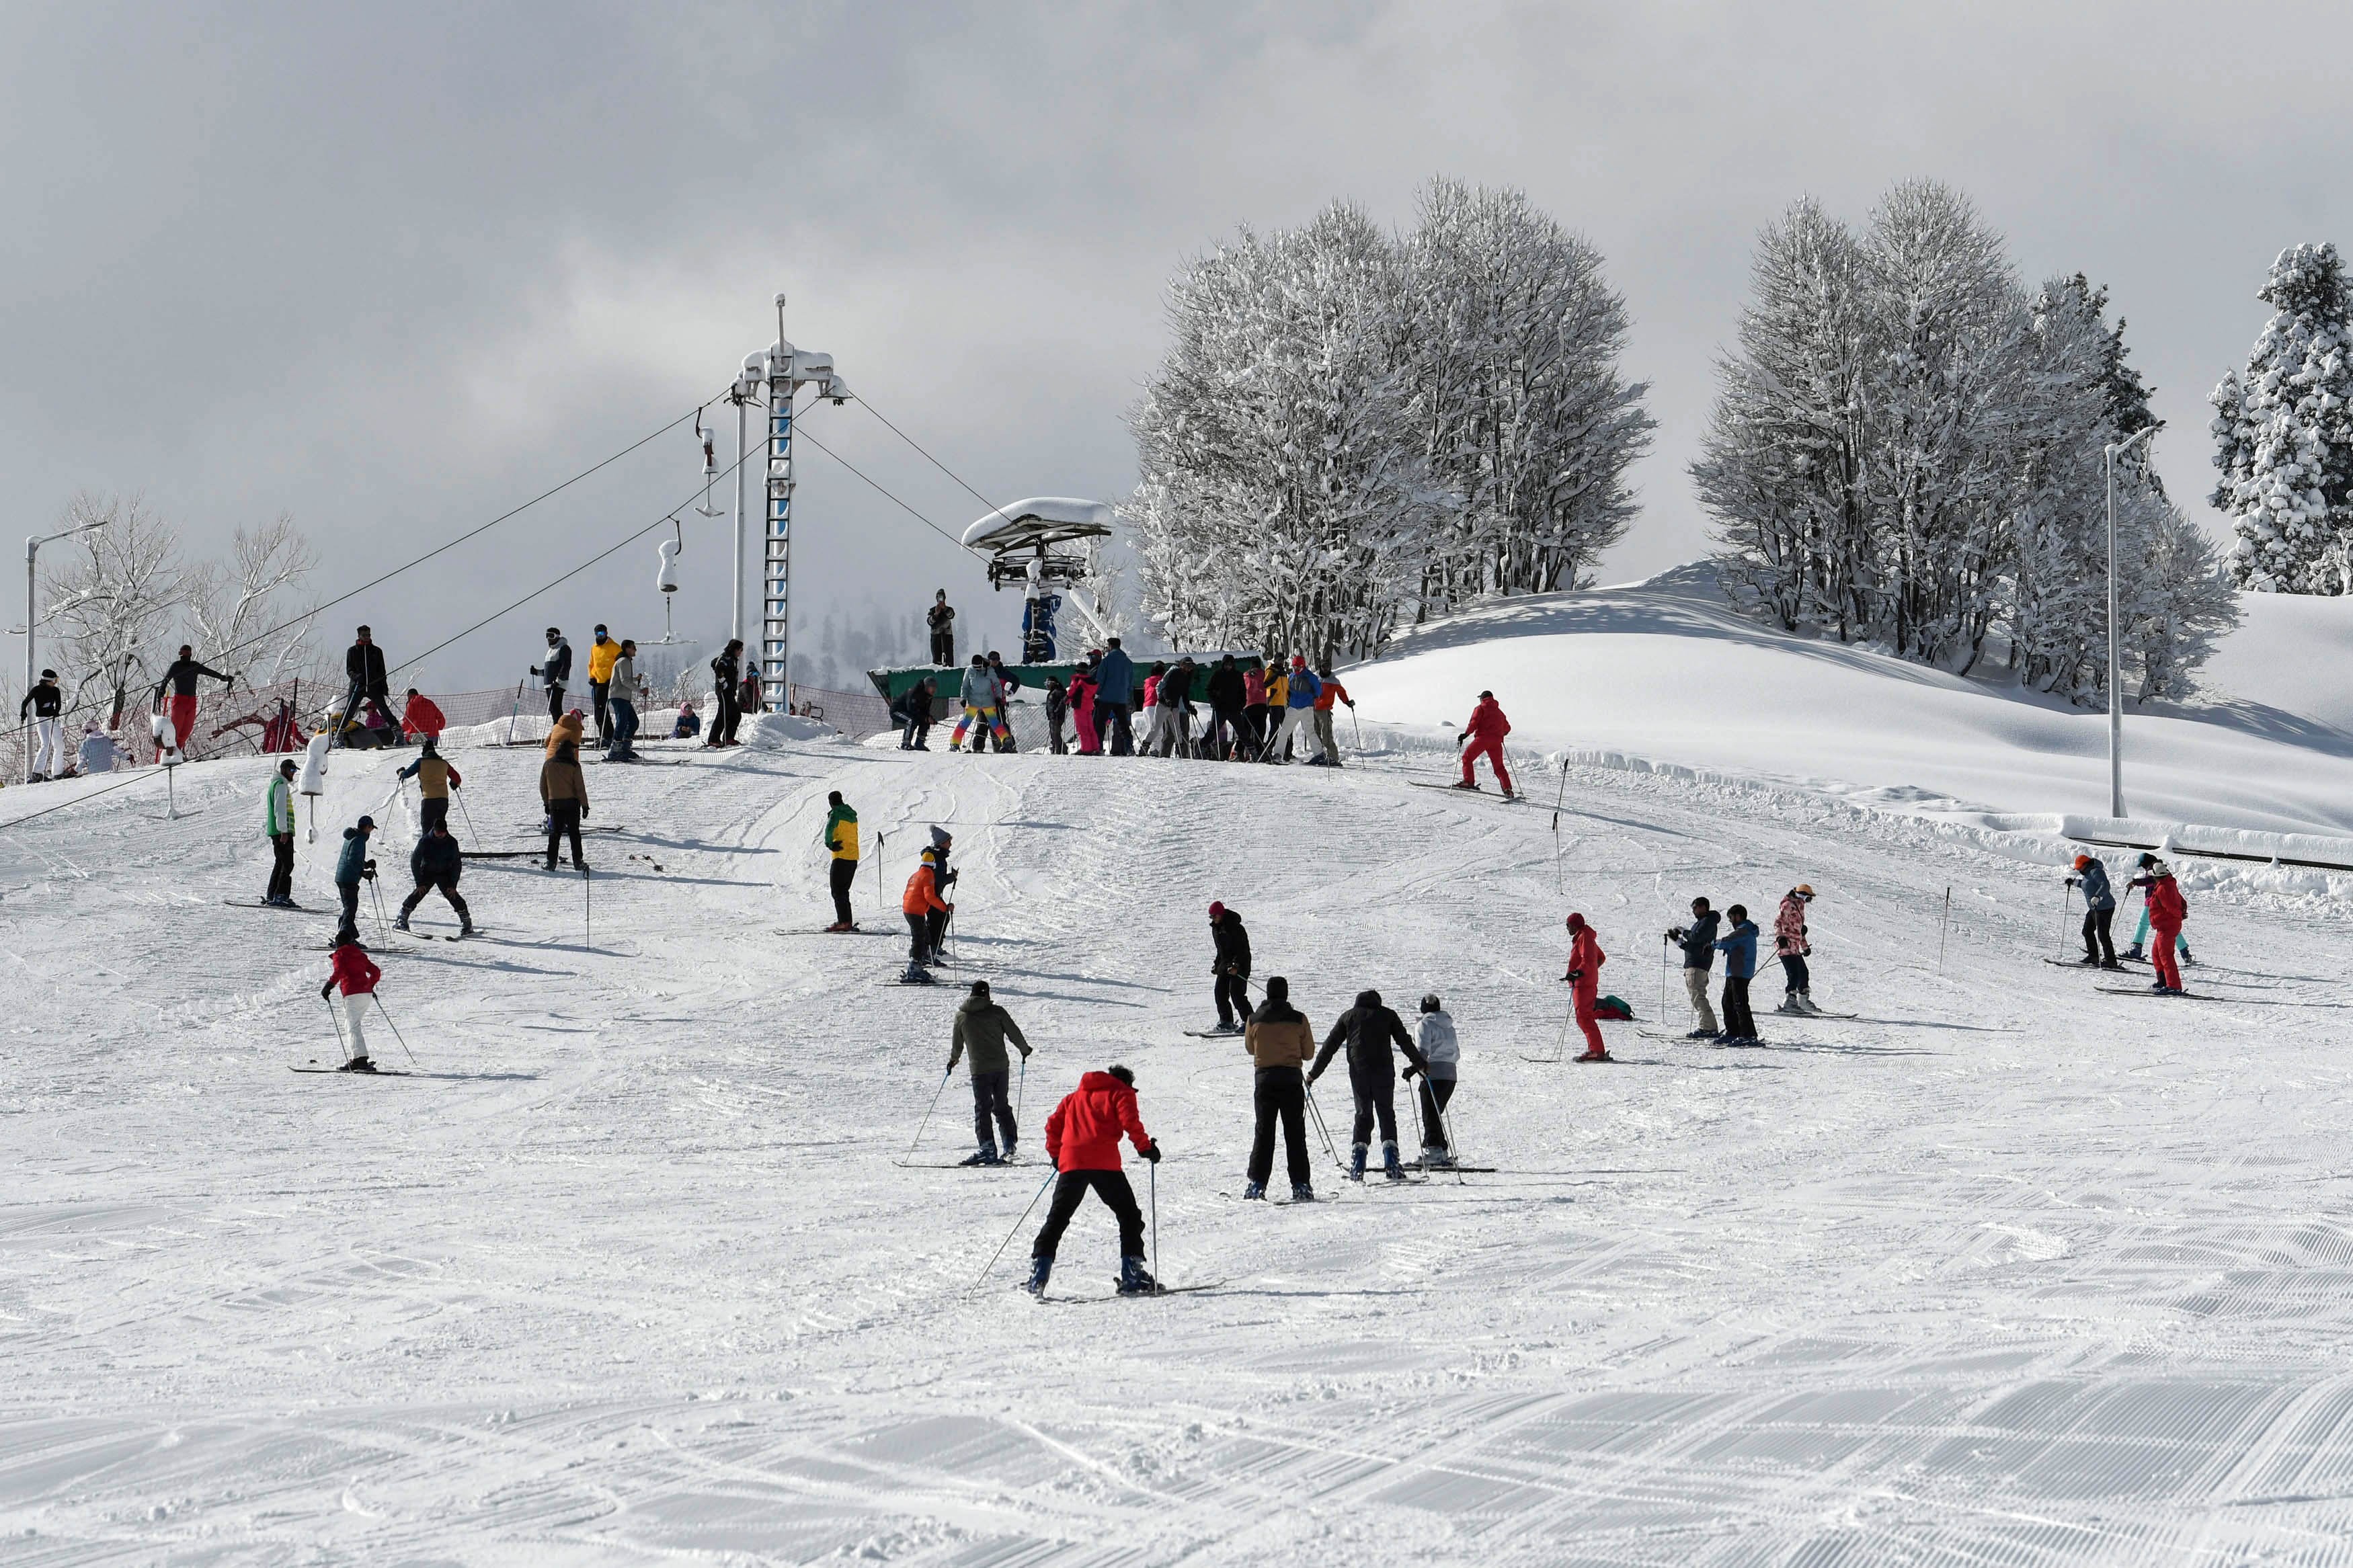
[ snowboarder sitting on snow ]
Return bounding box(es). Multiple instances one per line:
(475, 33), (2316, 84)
(1029, 1064), (1162, 1297)
(901, 847), (953, 983)
(1454, 690), (1513, 796)
(319, 936), (382, 1073)
(2122, 852), (2193, 968)
(1665, 897), (1722, 1038)
(332, 815), (377, 946)
(1408, 993), (1460, 1166)
(1208, 901), (1251, 1034)
(1308, 989), (1431, 1182)
(1774, 884), (1819, 1016)
(396, 821), (473, 936)
(949, 979), (1032, 1165)
(1242, 976), (1316, 1202)
(2067, 854), (2119, 967)
(2132, 858), (2190, 995)
(1714, 905), (1760, 1044)
(1560, 913), (1611, 1061)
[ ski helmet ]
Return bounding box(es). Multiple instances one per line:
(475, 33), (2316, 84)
(2072, 854), (2091, 869)
(1792, 883), (1814, 899)
(1421, 993), (1441, 1014)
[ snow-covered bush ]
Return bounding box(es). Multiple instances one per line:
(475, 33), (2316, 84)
(2210, 242), (2353, 594)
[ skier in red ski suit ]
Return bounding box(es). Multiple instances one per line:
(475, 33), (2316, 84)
(1562, 912), (1608, 1060)
(1029, 1065), (1162, 1297)
(1457, 690), (1513, 796)
(2143, 869), (2188, 993)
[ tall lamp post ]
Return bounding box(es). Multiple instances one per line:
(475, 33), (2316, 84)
(2104, 424), (2157, 819)
(25, 515), (110, 692)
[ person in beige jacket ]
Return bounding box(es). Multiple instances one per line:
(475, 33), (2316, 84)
(539, 739), (590, 871)
(1242, 976), (1316, 1202)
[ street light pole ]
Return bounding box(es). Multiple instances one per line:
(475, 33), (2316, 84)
(2104, 425), (2157, 819)
(24, 518), (109, 693)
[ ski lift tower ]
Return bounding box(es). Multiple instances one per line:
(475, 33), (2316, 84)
(740, 294), (852, 709)
(962, 497), (1117, 663)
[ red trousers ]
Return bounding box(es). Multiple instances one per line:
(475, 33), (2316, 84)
(2151, 926), (2182, 991)
(169, 694), (198, 749)
(1572, 981), (1604, 1055)
(1461, 736), (1513, 792)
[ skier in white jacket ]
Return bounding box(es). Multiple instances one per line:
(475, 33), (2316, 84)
(1407, 993), (1461, 1167)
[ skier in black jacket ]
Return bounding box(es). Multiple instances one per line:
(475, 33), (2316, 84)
(1664, 897), (1722, 1038)
(709, 640), (744, 746)
(1208, 901), (1251, 1032)
(1205, 655), (1247, 758)
(395, 821), (473, 934)
(1307, 989), (1430, 1183)
(337, 627), (389, 751)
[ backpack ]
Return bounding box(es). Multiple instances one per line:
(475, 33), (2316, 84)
(1593, 995), (1634, 1022)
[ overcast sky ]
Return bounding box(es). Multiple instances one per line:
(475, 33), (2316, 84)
(5, 1), (2346, 692)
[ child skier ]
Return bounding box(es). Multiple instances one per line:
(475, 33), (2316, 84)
(1561, 913), (1609, 1061)
(2067, 854), (2119, 966)
(948, 980), (1032, 1165)
(1307, 990), (1431, 1181)
(1665, 897), (1722, 1038)
(901, 848), (953, 983)
(1774, 884), (1818, 1016)
(1454, 690), (1513, 796)
(1029, 1064), (1162, 1297)
(319, 937), (382, 1072)
(1241, 977), (1316, 1202)
(822, 791), (860, 932)
(1714, 905), (1760, 1044)
(1406, 993), (1460, 1165)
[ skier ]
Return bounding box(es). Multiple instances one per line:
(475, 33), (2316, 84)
(262, 757), (298, 905)
(1028, 1063), (1162, 1297)
(1773, 884), (1819, 1016)
(2135, 858), (2190, 994)
(338, 627), (389, 751)
(1096, 638), (1135, 755)
(319, 936), (382, 1072)
(1070, 658), (1101, 755)
(927, 589), (956, 666)
(1311, 662), (1354, 767)
(708, 640), (744, 747)
(1044, 675), (1070, 755)
(397, 738), (462, 836)
(890, 677), (936, 750)
(19, 670), (65, 781)
(540, 739), (590, 872)
(2067, 854), (2119, 967)
(1406, 993), (1460, 1166)
(153, 645), (235, 753)
(543, 708), (585, 758)
(1241, 975), (1316, 1202)
(949, 979), (1032, 1165)
(922, 825), (959, 961)
(585, 624), (618, 745)
(1154, 660), (1197, 757)
(1714, 903), (1760, 1045)
(951, 655), (1011, 753)
(1204, 654), (1246, 759)
(1240, 657), (1270, 759)
(901, 845), (953, 983)
(822, 790), (860, 931)
(77, 720), (118, 775)
(395, 821), (473, 935)
(604, 639), (643, 761)
(2122, 853), (2193, 966)
(1263, 657), (1289, 758)
(332, 815), (377, 946)
(400, 688), (445, 745)
(1208, 901), (1251, 1033)
(1261, 655), (1324, 764)
(1307, 989), (1431, 1182)
(1560, 912), (1610, 1061)
(1455, 690), (1513, 796)
(1665, 897), (1722, 1038)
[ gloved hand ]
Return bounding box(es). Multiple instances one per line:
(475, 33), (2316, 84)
(1142, 1141), (1162, 1163)
(2065, 876), (2079, 888)
(1019, 1044), (1033, 1059)
(1567, 968), (1583, 983)
(1455, 734), (1466, 749)
(1666, 927), (1684, 942)
(529, 665), (541, 677)
(581, 805), (590, 818)
(1402, 1063), (1422, 1082)
(1345, 699), (1356, 709)
(319, 983), (333, 1000)
(1306, 1069), (1321, 1086)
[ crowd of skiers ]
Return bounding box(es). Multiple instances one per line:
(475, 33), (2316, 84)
(1660, 887), (1819, 1046)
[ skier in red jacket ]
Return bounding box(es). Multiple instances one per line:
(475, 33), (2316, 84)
(1455, 690), (1514, 796)
(1561, 912), (1609, 1061)
(319, 938), (382, 1073)
(1029, 1065), (1163, 1297)
(2139, 864), (2188, 994)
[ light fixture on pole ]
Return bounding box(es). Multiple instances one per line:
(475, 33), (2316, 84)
(24, 515), (110, 692)
(2104, 424), (2157, 820)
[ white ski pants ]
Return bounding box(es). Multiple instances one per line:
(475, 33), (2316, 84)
(342, 992), (372, 1063)
(31, 718), (65, 778)
(1683, 968), (1719, 1034)
(1267, 706), (1322, 761)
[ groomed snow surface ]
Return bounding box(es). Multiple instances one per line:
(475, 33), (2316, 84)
(8, 581), (2353, 1565)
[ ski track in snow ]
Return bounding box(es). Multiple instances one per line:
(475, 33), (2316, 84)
(5, 736), (2353, 1565)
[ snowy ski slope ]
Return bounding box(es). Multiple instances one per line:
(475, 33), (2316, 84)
(5, 595), (2353, 1565)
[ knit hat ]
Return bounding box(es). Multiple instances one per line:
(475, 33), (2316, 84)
(1566, 911), (1587, 931)
(1265, 977), (1289, 1002)
(1208, 901), (1225, 919)
(1421, 993), (1441, 1013)
(969, 980), (990, 997)
(1107, 1064), (1135, 1086)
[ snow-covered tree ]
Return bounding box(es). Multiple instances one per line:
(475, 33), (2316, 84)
(40, 494), (186, 729)
(2210, 242), (2353, 593)
(188, 513), (321, 686)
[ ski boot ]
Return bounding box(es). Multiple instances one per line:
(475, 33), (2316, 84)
(958, 1147), (1001, 1167)
(1774, 995), (1805, 1015)
(1116, 1256), (1165, 1296)
(1685, 1028), (1720, 1040)
(2122, 946), (2145, 962)
(1577, 1048), (1612, 1063)
(1347, 1143), (1368, 1183)
(824, 921), (854, 934)
(1291, 1182), (1316, 1203)
(1795, 991), (1823, 1016)
(2180, 946), (2194, 966)
(1421, 1147), (1455, 1169)
(1024, 1255), (1053, 1298)
(459, 920), (476, 938)
(1242, 1181), (1266, 1200)
(2077, 953), (2101, 965)
(1382, 1142), (1407, 1183)
(1000, 1141), (1017, 1164)
(1501, 787), (1515, 799)
(2099, 958), (2121, 971)
(393, 913), (411, 932)
(902, 966), (936, 985)
(1449, 780), (1480, 792)
(338, 1057), (377, 1074)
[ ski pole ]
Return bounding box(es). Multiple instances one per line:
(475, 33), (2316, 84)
(2057, 879), (2071, 959)
(453, 785), (481, 853)
(584, 866), (592, 948)
(1303, 1081), (1345, 1170)
(1149, 1157), (1158, 1283)
(971, 1168), (1058, 1293)
(1938, 886), (1951, 972)
(325, 994), (348, 1062)
(1015, 1053), (1027, 1124)
(372, 992), (419, 1065)
(904, 1068), (951, 1159)
(368, 877), (389, 939)
(1661, 934), (1670, 1025)
(873, 831), (887, 921)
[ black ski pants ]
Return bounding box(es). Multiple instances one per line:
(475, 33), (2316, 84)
(1780, 953), (1810, 995)
(2083, 905), (2117, 963)
(926, 906), (950, 957)
(268, 833), (295, 902)
(1721, 975), (1756, 1040)
(1032, 1169), (1145, 1260)
(971, 1067), (1016, 1151)
(900, 717), (930, 750)
(1349, 1073), (1400, 1148)
(1248, 1066), (1311, 1188)
(1206, 704), (1245, 758)
(1103, 702), (1132, 755)
(1417, 1073), (1456, 1153)
(419, 796), (450, 836)
(1047, 713), (1068, 755)
(399, 874), (469, 923)
(905, 911), (930, 965)
(714, 686), (741, 745)
(1214, 972), (1250, 1029)
(589, 679), (608, 738)
(545, 685), (565, 721)
(545, 800), (584, 867)
(829, 858), (858, 925)
(930, 627), (954, 665)
(336, 881), (361, 941)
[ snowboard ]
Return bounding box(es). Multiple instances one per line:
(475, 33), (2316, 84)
(224, 900), (328, 915)
(1407, 782), (1522, 802)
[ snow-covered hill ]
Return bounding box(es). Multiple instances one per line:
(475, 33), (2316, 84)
(6, 594), (2353, 1564)
(1347, 565), (2353, 839)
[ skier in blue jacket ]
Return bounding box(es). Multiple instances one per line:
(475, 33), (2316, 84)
(1095, 639), (1136, 755)
(2067, 854), (2119, 967)
(332, 815), (377, 946)
(1259, 654), (1324, 764)
(1712, 904), (1759, 1044)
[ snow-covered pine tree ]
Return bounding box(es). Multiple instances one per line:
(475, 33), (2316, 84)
(2118, 485), (2239, 701)
(2210, 242), (2353, 593)
(2006, 275), (2116, 699)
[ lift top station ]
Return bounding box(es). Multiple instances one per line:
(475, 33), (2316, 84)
(961, 497), (1115, 665)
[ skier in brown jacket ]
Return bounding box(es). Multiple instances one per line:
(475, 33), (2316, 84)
(539, 740), (590, 872)
(1241, 976), (1317, 1203)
